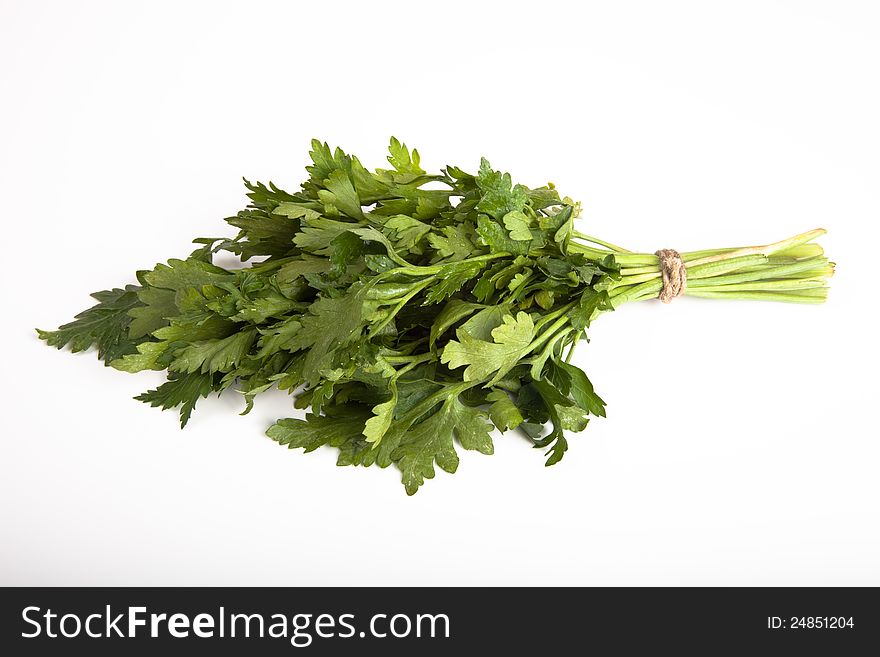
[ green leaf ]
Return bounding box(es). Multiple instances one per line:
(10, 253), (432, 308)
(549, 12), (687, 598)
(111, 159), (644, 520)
(556, 403), (590, 431)
(534, 290), (555, 310)
(426, 224), (477, 261)
(268, 405), (383, 468)
(272, 202), (322, 222)
(321, 169), (364, 219)
(384, 215), (431, 252)
(457, 303), (511, 341)
(327, 230), (365, 274)
(527, 185), (562, 210)
(486, 389), (523, 432)
(142, 258), (233, 291)
(111, 340), (170, 373)
(227, 209), (301, 258)
(363, 383), (397, 445)
(423, 261), (485, 305)
(268, 406), (370, 454)
(475, 214), (530, 255)
(242, 178), (300, 212)
(391, 394), (493, 495)
(170, 328), (258, 374)
(441, 311), (535, 385)
(386, 137), (425, 175)
(429, 299), (483, 345)
(551, 205), (574, 251)
(255, 318), (302, 357)
(276, 255), (333, 284)
(502, 210), (533, 241)
(529, 379), (589, 466)
(508, 268), (533, 293)
(285, 286), (370, 384)
(135, 371), (218, 428)
(347, 226), (409, 266)
(128, 286), (178, 339)
(475, 158), (528, 220)
(293, 216), (362, 255)
(304, 140), (352, 198)
(472, 261), (508, 302)
(568, 288), (611, 331)
(546, 358), (606, 417)
(350, 157), (390, 202)
(37, 286), (144, 364)
(152, 313), (236, 342)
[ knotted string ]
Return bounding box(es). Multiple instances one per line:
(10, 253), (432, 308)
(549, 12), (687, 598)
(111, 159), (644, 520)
(654, 249), (687, 303)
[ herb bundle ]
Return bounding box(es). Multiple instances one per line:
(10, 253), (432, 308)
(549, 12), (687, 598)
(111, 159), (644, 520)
(38, 139), (833, 494)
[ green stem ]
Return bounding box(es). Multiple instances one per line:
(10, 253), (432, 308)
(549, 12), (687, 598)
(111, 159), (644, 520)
(528, 315), (571, 354)
(603, 230), (832, 309)
(529, 326), (575, 375)
(564, 332), (580, 363)
(384, 352), (434, 365)
(388, 251), (511, 277)
(686, 258), (829, 288)
(694, 279), (827, 292)
(572, 231), (632, 252)
(370, 277), (436, 335)
(392, 352), (435, 377)
(686, 289), (827, 304)
(533, 300), (577, 332)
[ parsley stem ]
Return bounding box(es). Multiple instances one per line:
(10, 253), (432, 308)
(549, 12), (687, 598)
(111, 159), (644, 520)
(608, 253), (833, 307)
(391, 352), (435, 377)
(567, 242), (657, 266)
(564, 332), (581, 363)
(533, 300), (578, 332)
(611, 254), (771, 290)
(249, 255), (300, 274)
(531, 325), (574, 374)
(571, 231), (632, 252)
(528, 315), (571, 354)
(387, 252), (512, 277)
(384, 352), (433, 364)
(686, 289), (828, 303)
(396, 379), (484, 428)
(370, 277), (437, 335)
(568, 228), (828, 270)
(685, 258), (830, 288)
(597, 228), (831, 309)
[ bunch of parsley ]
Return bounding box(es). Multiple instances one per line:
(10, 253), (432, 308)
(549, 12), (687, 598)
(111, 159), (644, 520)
(39, 139), (832, 493)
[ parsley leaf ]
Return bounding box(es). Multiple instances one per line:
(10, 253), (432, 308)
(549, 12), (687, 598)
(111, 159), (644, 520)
(391, 393), (493, 495)
(135, 371), (219, 428)
(441, 311), (535, 385)
(37, 286), (144, 364)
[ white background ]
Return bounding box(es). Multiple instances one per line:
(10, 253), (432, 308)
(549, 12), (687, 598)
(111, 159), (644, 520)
(1, 0), (878, 586)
